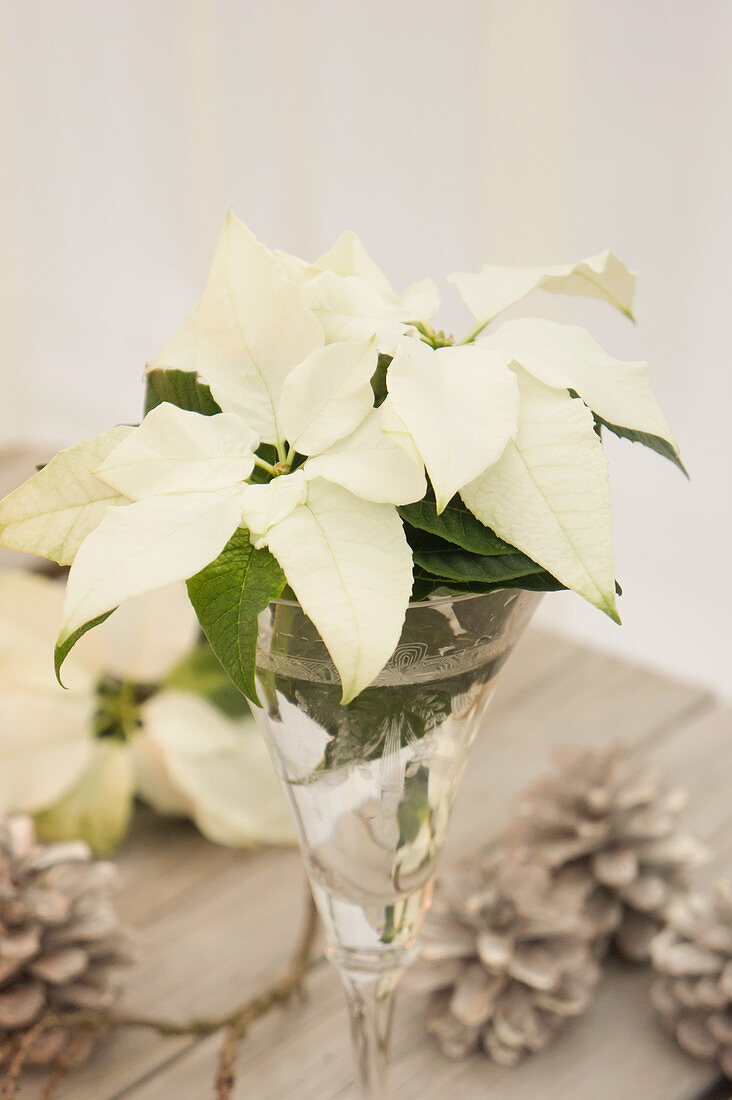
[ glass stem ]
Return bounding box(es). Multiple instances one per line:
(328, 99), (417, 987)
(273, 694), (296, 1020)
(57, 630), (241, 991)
(341, 966), (403, 1099)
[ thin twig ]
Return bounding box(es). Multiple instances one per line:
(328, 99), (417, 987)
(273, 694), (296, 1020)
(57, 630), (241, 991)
(40, 887), (320, 1045)
(13, 883), (319, 1099)
(0, 1020), (47, 1100)
(1, 884), (319, 1098)
(39, 1027), (94, 1100)
(40, 1009), (233, 1039)
(215, 887), (319, 1099)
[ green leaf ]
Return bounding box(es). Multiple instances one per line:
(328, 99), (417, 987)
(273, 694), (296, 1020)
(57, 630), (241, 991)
(397, 766), (431, 846)
(144, 369), (221, 417)
(370, 353), (391, 407)
(319, 689), (451, 768)
(187, 527), (286, 705)
(401, 492), (565, 597)
(55, 609), (116, 686)
(595, 415), (689, 477)
(409, 571), (566, 601)
(411, 542), (547, 585)
(502, 572), (567, 592)
(399, 496), (514, 555)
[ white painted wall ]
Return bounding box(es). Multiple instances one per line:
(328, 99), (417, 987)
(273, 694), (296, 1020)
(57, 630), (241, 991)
(0, 0), (730, 696)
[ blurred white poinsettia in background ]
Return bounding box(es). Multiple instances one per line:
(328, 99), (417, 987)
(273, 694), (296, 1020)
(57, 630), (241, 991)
(0, 569), (294, 854)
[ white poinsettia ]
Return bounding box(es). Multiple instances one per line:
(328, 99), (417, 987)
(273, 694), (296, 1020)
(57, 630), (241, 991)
(0, 213), (682, 705)
(449, 320), (675, 616)
(59, 331), (425, 701)
(276, 228), (440, 348)
(385, 351), (607, 614)
(387, 254), (678, 621)
(0, 571), (294, 853)
(0, 218), (429, 703)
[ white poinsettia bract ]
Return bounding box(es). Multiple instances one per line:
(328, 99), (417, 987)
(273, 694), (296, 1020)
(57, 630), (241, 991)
(448, 248), (637, 329)
(387, 338), (520, 513)
(0, 212), (682, 703)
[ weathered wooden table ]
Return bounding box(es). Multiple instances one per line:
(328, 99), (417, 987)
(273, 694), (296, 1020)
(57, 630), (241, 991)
(12, 622), (728, 1100)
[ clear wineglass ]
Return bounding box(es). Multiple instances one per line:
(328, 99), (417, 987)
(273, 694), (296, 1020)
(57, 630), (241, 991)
(250, 588), (541, 1097)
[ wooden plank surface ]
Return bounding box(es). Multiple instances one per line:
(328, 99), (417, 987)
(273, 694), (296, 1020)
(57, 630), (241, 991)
(12, 625), (728, 1100)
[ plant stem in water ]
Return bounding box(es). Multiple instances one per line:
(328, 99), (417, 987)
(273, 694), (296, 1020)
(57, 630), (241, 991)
(341, 967), (404, 1100)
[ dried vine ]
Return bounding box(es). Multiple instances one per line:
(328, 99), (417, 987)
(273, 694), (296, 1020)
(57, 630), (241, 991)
(1, 886), (319, 1100)
(39, 1029), (95, 1100)
(1, 1022), (48, 1100)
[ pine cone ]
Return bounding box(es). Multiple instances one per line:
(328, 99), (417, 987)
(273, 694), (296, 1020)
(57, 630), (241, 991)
(651, 882), (732, 1077)
(419, 849), (607, 1064)
(0, 816), (131, 1070)
(509, 745), (707, 961)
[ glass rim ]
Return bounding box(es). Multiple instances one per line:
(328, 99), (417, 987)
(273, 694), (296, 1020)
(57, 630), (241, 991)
(269, 587), (523, 611)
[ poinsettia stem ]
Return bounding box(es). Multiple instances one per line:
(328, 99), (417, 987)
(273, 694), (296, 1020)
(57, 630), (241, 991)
(461, 320), (490, 345)
(412, 320), (454, 348)
(253, 456), (276, 475)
